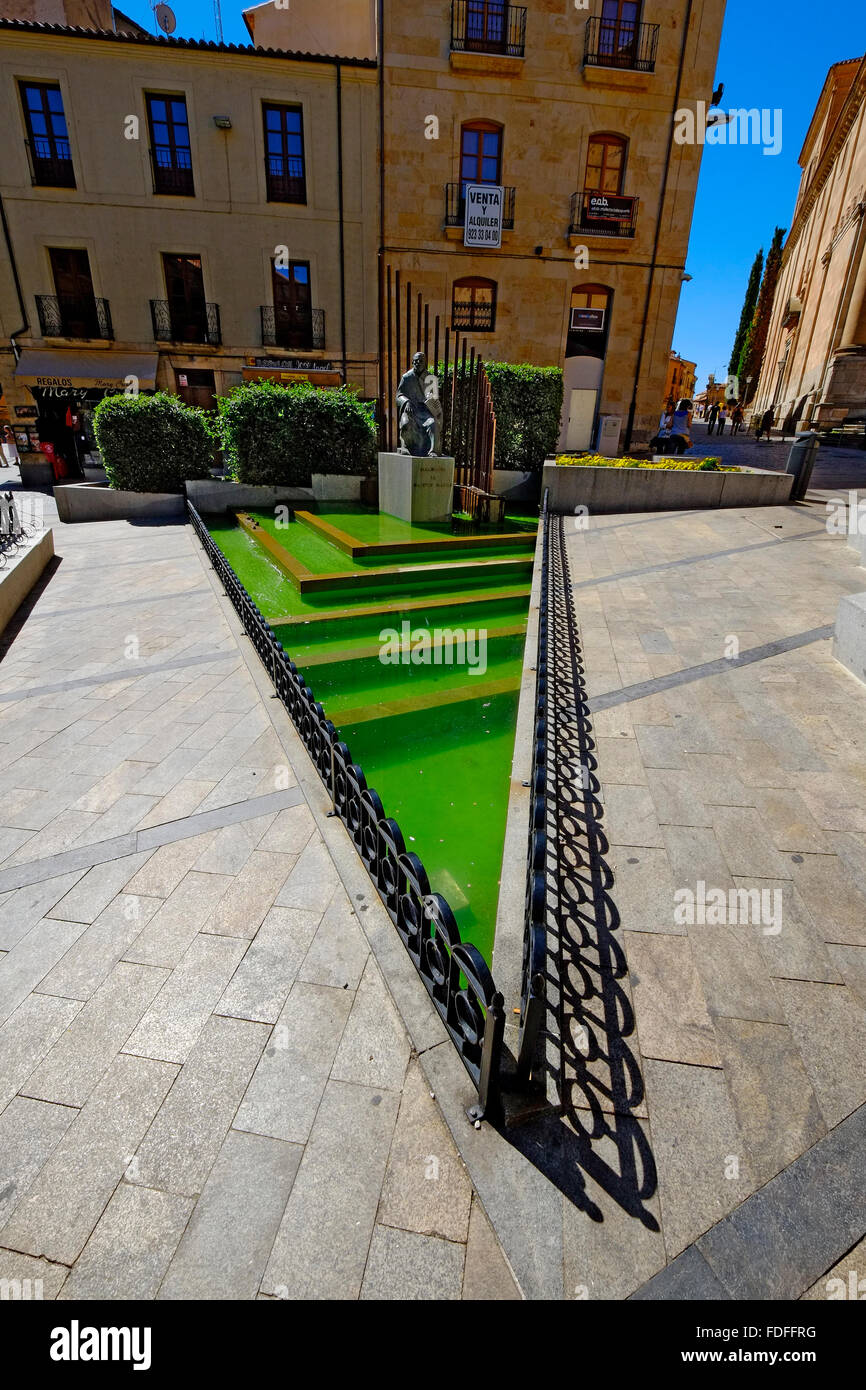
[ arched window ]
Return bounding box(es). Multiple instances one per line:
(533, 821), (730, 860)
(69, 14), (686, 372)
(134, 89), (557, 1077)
(460, 120), (503, 190)
(452, 277), (497, 332)
(584, 133), (627, 194)
(568, 284), (612, 358)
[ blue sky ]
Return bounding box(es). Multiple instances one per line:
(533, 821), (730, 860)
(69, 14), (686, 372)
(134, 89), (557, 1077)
(121, 1), (864, 387)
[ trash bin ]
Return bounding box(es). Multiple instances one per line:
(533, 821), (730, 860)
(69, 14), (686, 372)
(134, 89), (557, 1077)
(785, 432), (819, 501)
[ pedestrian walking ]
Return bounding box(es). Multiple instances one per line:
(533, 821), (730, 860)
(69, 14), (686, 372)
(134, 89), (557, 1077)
(755, 407), (774, 442)
(706, 402), (719, 436)
(731, 402), (744, 436)
(717, 404), (728, 436)
(1, 424), (20, 468)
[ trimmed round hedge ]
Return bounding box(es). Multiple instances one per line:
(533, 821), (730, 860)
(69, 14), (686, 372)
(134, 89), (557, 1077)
(218, 381), (377, 487)
(93, 392), (214, 494)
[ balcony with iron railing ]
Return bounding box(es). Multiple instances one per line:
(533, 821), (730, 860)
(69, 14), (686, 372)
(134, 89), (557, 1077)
(149, 147), (195, 196)
(450, 1), (526, 59)
(583, 15), (659, 74)
(445, 183), (515, 232)
(260, 305), (325, 350)
(36, 294), (114, 340)
(25, 138), (75, 188)
(264, 155), (306, 204)
(150, 299), (221, 345)
(569, 189), (639, 240)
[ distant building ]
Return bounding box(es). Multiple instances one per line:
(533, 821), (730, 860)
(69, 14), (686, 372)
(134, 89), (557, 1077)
(663, 350), (696, 407)
(753, 55), (866, 435)
(242, 0), (376, 61)
(694, 373), (725, 416)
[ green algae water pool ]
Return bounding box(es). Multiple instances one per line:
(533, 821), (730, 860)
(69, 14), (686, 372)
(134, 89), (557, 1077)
(204, 504), (537, 958)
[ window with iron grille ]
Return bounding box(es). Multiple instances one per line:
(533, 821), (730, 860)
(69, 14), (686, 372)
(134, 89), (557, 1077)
(452, 277), (497, 332)
(263, 104), (306, 203)
(20, 82), (75, 187)
(146, 93), (194, 196)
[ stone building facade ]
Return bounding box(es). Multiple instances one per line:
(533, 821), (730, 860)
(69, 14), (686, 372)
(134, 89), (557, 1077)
(0, 0), (725, 464)
(0, 11), (378, 466)
(380, 0), (724, 451)
(663, 349), (696, 407)
(753, 55), (866, 434)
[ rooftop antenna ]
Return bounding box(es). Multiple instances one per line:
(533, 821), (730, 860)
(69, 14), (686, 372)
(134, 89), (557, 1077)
(213, 0), (224, 42)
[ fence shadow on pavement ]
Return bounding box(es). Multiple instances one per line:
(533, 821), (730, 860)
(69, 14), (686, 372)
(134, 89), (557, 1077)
(506, 512), (659, 1231)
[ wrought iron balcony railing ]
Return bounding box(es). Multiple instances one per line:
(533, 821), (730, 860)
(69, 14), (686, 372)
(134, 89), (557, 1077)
(264, 155), (306, 204)
(149, 147), (195, 196)
(36, 294), (114, 340)
(583, 15), (659, 73)
(25, 139), (75, 188)
(260, 306), (325, 350)
(445, 182), (515, 230)
(450, 0), (527, 58)
(569, 189), (639, 238)
(150, 299), (221, 345)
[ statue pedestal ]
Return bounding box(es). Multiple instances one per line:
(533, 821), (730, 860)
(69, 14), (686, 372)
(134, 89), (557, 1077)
(377, 453), (455, 524)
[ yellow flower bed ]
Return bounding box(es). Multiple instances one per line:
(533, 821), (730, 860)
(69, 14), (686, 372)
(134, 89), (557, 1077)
(556, 453), (740, 472)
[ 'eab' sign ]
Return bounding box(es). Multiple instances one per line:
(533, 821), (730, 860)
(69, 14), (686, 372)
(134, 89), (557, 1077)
(464, 184), (503, 248)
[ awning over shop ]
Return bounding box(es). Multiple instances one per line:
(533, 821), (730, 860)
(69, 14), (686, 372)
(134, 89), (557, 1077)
(14, 350), (159, 391)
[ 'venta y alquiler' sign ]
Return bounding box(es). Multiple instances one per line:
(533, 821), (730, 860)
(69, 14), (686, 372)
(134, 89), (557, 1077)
(464, 184), (503, 249)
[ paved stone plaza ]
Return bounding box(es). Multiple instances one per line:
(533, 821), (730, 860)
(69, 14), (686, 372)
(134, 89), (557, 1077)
(0, 465), (865, 1301)
(689, 419), (866, 488)
(565, 485), (866, 1296)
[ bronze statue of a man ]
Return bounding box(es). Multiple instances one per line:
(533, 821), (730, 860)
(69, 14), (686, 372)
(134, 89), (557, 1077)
(396, 351), (440, 457)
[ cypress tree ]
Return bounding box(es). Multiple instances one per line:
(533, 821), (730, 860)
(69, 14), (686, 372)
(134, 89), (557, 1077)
(740, 227), (786, 402)
(729, 248), (763, 376)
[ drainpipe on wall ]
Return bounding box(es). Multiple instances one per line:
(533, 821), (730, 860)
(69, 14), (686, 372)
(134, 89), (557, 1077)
(624, 0), (693, 450)
(335, 60), (348, 384)
(0, 189), (29, 360)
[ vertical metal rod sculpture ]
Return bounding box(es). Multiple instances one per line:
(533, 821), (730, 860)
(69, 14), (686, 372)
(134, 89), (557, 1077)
(468, 349), (479, 489)
(442, 326), (451, 447)
(380, 266), (497, 491)
(394, 269), (402, 455)
(451, 333), (461, 461)
(458, 338), (468, 479)
(385, 266), (394, 452)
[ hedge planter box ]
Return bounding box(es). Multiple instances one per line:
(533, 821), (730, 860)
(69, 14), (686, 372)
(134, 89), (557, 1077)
(491, 469), (538, 503)
(54, 483), (185, 524)
(541, 460), (793, 514)
(0, 527), (54, 635)
(834, 590), (866, 685)
(19, 461), (55, 493)
(185, 475), (366, 514)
